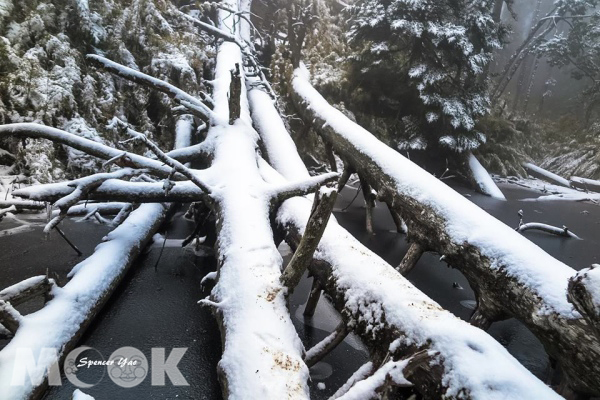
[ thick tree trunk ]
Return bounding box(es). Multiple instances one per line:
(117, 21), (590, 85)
(290, 71), (600, 396)
(249, 87), (563, 399)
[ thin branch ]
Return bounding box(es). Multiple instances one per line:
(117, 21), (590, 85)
(87, 55), (213, 121)
(272, 172), (339, 205)
(122, 128), (213, 196)
(304, 321), (349, 367)
(44, 168), (142, 233)
(0, 123), (175, 178)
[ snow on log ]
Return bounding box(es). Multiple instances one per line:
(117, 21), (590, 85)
(248, 88), (564, 399)
(523, 162), (571, 188)
(0, 201), (46, 211)
(467, 153), (505, 200)
(568, 265), (600, 339)
(570, 176), (600, 193)
(0, 276), (54, 306)
(0, 203), (170, 400)
(178, 2), (310, 397)
(0, 92), (197, 399)
(517, 222), (581, 239)
(523, 192), (600, 203)
(290, 67), (600, 396)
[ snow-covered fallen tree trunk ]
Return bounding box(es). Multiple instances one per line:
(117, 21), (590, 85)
(465, 153), (505, 200)
(289, 67), (600, 396)
(570, 176), (600, 193)
(0, 203), (170, 400)
(248, 88), (563, 399)
(0, 200), (46, 211)
(523, 162), (571, 188)
(0, 109), (197, 400)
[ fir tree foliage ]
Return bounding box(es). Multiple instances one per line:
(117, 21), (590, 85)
(348, 0), (506, 153)
(0, 0), (212, 183)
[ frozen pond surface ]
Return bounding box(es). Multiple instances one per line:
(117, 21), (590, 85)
(0, 180), (598, 399)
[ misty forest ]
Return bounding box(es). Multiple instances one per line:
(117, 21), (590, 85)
(0, 0), (599, 399)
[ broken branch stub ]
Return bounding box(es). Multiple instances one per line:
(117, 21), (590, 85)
(229, 63), (242, 124)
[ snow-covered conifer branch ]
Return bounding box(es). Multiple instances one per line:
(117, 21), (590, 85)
(87, 55), (214, 122)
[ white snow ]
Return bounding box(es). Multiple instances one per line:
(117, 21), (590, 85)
(468, 152), (505, 200)
(523, 162), (571, 188)
(572, 265), (600, 315)
(0, 276), (47, 300)
(72, 389), (95, 400)
(292, 67), (579, 318)
(335, 359), (411, 400)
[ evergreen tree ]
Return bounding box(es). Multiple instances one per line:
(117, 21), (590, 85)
(348, 0), (506, 154)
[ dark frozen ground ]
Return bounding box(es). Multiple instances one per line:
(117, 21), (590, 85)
(0, 182), (599, 399)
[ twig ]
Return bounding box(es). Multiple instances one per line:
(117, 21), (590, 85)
(54, 226), (83, 256)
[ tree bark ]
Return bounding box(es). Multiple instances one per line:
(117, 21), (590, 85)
(281, 187), (337, 293)
(396, 242), (424, 275)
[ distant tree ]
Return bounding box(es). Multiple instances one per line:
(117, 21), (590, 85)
(534, 9), (600, 125)
(347, 0), (506, 155)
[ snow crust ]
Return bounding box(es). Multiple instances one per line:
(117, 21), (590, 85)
(292, 67), (579, 318)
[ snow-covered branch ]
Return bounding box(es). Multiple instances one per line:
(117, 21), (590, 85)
(87, 55), (214, 122)
(517, 222), (581, 239)
(523, 162), (571, 188)
(270, 171), (339, 205)
(44, 168), (142, 233)
(14, 180), (206, 204)
(0, 123), (175, 178)
(121, 128), (213, 196)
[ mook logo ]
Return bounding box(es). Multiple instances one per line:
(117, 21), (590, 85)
(11, 346), (188, 388)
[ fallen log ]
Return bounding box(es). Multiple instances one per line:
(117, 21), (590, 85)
(0, 203), (171, 399)
(523, 162), (571, 188)
(249, 87), (563, 399)
(0, 103), (196, 400)
(0, 200), (46, 211)
(570, 176), (600, 193)
(290, 67), (600, 396)
(0, 276), (54, 306)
